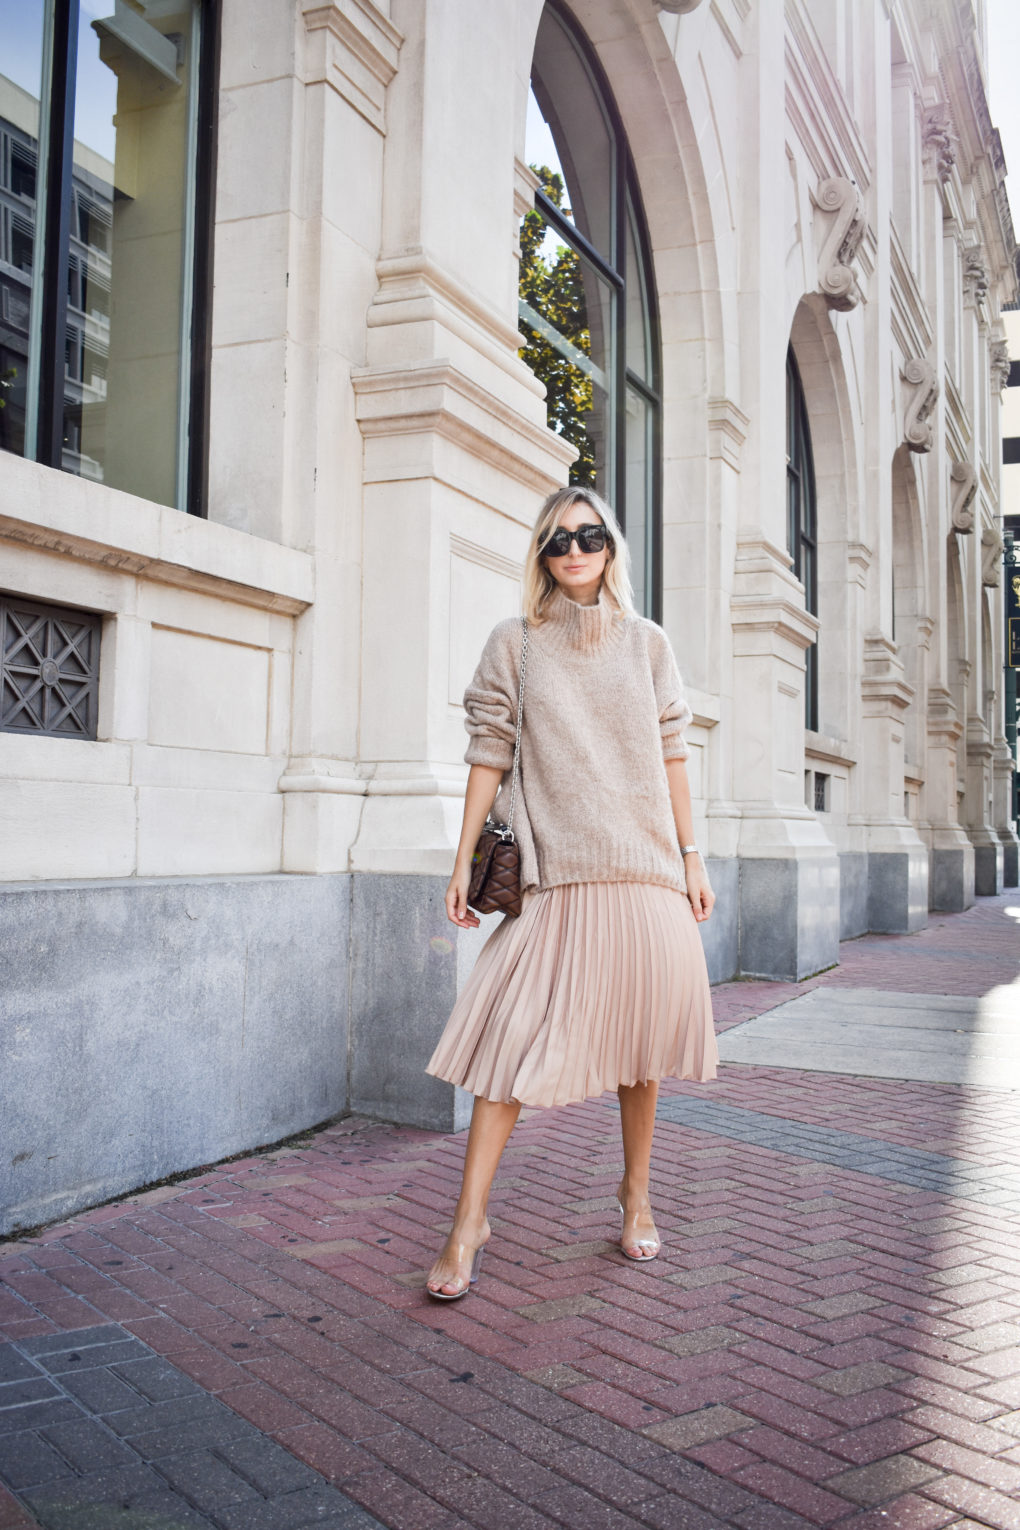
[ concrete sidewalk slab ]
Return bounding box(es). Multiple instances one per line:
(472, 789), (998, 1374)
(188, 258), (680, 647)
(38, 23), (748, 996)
(717, 986), (1020, 1090)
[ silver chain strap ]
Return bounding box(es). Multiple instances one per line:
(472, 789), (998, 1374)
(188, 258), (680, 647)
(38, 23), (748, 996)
(503, 617), (528, 838)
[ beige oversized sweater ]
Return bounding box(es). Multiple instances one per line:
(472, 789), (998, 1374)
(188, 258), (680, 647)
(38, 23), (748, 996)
(463, 586), (693, 895)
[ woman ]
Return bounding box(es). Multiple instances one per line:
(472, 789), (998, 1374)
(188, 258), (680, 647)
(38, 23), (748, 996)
(425, 486), (717, 1299)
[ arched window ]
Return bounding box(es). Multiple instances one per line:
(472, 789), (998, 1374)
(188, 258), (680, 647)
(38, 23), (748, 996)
(786, 348), (818, 730)
(520, 1), (661, 617)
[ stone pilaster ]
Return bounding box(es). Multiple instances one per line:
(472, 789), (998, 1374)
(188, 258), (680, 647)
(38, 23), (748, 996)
(924, 686), (975, 911)
(858, 636), (928, 931)
(730, 532), (839, 979)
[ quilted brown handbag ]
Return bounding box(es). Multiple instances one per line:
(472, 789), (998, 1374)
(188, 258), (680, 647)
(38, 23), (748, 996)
(467, 618), (528, 918)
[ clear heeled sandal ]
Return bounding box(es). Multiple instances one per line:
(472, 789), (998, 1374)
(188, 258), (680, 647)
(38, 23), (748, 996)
(425, 1243), (485, 1301)
(616, 1196), (660, 1263)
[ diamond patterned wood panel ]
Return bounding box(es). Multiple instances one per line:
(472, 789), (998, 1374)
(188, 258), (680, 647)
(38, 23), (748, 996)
(0, 595), (101, 739)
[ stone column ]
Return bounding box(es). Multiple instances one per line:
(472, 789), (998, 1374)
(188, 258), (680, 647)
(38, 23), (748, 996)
(730, 533), (838, 978)
(342, 0), (572, 1127)
(926, 688), (975, 910)
(994, 742), (1019, 886)
(859, 637), (929, 931)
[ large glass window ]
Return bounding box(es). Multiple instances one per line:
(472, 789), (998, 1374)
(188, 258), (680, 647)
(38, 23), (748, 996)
(520, 1), (661, 617)
(786, 348), (818, 731)
(0, 0), (216, 513)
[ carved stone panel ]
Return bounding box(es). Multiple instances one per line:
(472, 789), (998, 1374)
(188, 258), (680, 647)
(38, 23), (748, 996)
(963, 248), (989, 305)
(811, 177), (865, 311)
(922, 105), (956, 186)
(950, 461), (977, 534)
(901, 357), (939, 453)
(990, 339), (1010, 393)
(982, 526), (1004, 586)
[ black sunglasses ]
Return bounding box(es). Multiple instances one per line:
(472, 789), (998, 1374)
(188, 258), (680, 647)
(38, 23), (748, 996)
(540, 523), (611, 557)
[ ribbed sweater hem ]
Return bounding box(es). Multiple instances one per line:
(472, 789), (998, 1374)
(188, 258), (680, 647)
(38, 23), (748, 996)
(524, 852), (686, 897)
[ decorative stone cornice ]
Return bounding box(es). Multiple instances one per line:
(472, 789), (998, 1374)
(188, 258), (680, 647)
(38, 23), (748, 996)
(981, 525), (1004, 587)
(990, 339), (1010, 393)
(847, 542), (873, 587)
(811, 177), (865, 311)
(352, 359), (574, 496)
(963, 247), (990, 306)
(950, 461), (977, 534)
(861, 632), (915, 714)
(301, 0), (402, 134)
(731, 532), (818, 654)
(707, 397), (750, 471)
(513, 158), (540, 224)
(927, 686), (963, 746)
(922, 104), (956, 186)
(900, 356), (939, 453)
(915, 614), (936, 650)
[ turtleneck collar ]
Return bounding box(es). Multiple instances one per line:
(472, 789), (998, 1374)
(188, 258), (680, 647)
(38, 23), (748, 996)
(537, 584), (625, 656)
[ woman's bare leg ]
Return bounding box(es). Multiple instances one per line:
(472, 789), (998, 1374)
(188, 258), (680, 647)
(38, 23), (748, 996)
(616, 1080), (660, 1259)
(427, 1096), (521, 1296)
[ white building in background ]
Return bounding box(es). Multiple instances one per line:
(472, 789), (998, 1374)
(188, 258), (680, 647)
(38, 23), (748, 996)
(1, 0), (1016, 1233)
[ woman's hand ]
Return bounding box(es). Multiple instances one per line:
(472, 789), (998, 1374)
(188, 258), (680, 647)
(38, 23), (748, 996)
(446, 859), (481, 929)
(446, 764), (503, 931)
(684, 857), (715, 923)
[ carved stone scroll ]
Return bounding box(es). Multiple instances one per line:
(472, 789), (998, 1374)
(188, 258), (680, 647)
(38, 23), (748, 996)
(811, 177), (865, 311)
(990, 339), (1010, 393)
(963, 248), (989, 305)
(901, 357), (939, 453)
(949, 461), (977, 534)
(922, 105), (956, 186)
(982, 526), (1003, 586)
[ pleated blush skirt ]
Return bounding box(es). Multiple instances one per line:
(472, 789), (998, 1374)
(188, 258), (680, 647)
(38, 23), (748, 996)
(425, 881), (718, 1110)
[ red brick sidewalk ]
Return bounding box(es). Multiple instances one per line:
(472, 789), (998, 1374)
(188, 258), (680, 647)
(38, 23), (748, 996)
(2, 893), (1020, 1529)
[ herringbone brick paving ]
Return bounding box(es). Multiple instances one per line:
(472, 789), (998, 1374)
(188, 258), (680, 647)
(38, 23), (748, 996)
(2, 893), (1019, 1529)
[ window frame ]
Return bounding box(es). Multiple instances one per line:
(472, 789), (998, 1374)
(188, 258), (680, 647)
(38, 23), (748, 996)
(525, 0), (663, 620)
(786, 347), (818, 731)
(13, 0), (220, 516)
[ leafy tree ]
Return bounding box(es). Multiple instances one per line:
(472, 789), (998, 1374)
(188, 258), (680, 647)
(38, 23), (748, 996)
(518, 167), (596, 486)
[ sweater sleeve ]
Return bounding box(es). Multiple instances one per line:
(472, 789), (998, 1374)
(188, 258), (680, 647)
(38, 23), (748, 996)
(462, 620), (520, 770)
(649, 628), (693, 762)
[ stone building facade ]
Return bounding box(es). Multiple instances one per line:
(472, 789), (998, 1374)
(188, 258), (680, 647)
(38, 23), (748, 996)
(1, 0), (1016, 1233)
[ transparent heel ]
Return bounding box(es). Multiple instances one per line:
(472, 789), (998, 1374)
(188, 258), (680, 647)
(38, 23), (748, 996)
(426, 1244), (484, 1301)
(616, 1198), (660, 1263)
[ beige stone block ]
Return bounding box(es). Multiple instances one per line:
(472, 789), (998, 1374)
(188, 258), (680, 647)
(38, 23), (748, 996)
(207, 339), (288, 540)
(210, 213), (293, 348)
(148, 628), (271, 755)
(138, 584), (291, 651)
(281, 790), (364, 874)
(447, 549), (521, 706)
(320, 90), (385, 252)
(98, 615), (150, 743)
(130, 745), (282, 793)
(0, 782), (136, 879)
(1, 452), (312, 612)
(267, 651), (292, 758)
(216, 78), (297, 222)
(135, 787), (283, 876)
(218, 0), (297, 91)
(0, 736), (130, 786)
(0, 541), (134, 615)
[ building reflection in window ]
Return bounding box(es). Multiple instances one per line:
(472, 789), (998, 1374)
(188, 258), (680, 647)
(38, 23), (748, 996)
(0, 0), (210, 512)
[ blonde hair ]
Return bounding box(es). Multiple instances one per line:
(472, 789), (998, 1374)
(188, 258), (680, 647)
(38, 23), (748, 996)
(523, 485), (635, 624)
